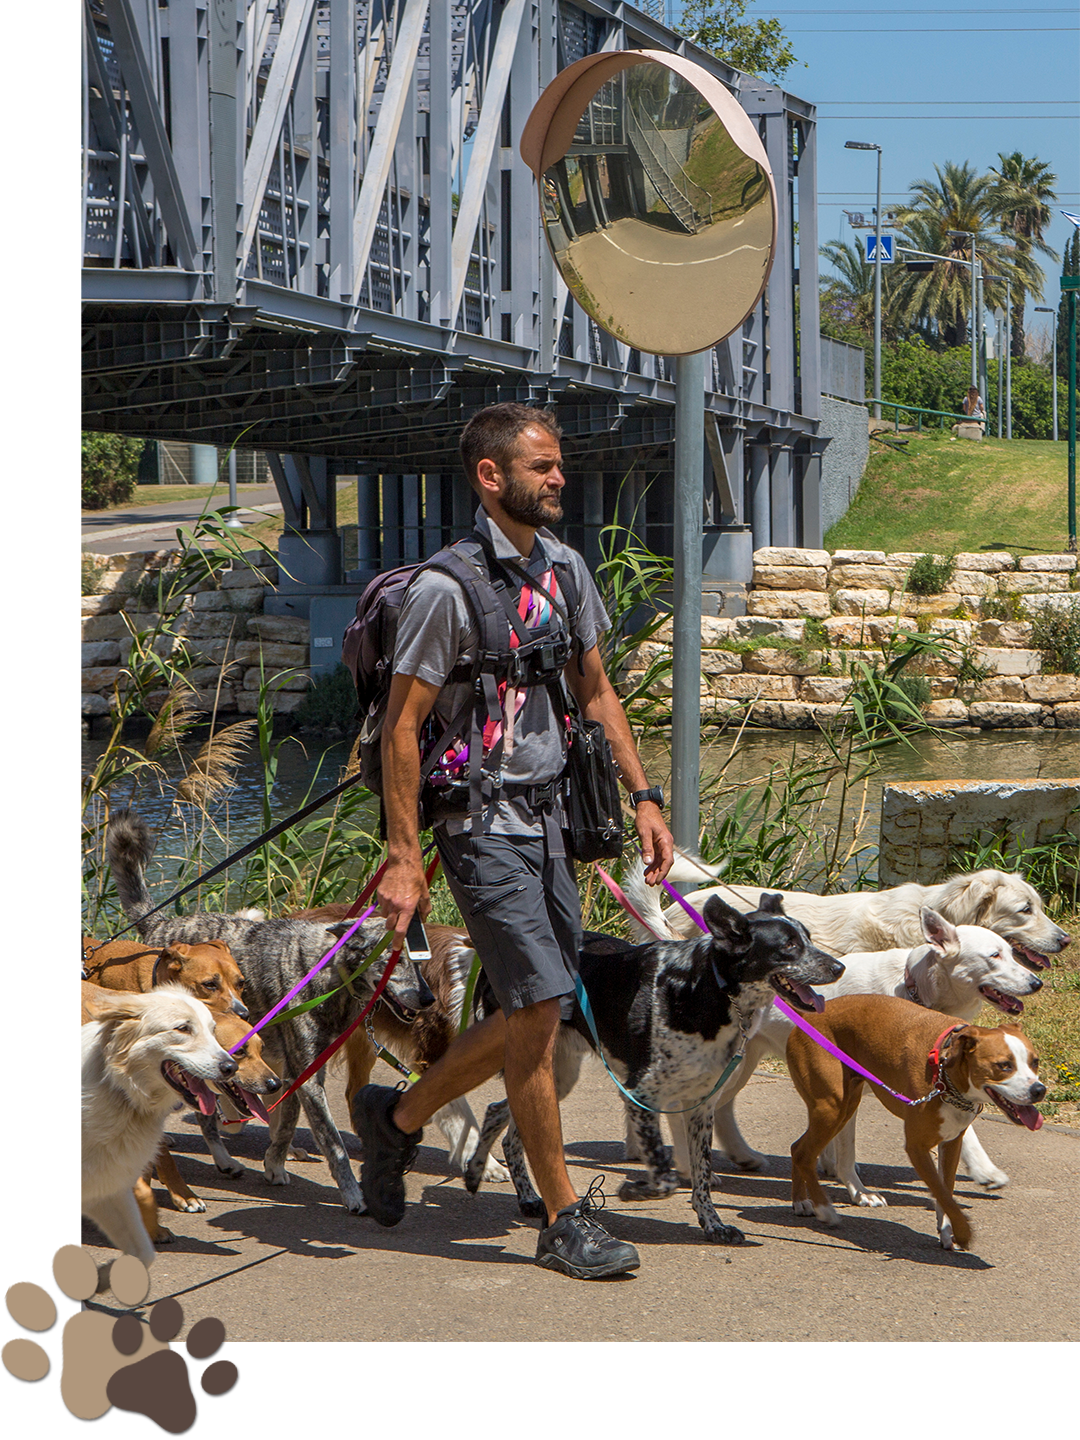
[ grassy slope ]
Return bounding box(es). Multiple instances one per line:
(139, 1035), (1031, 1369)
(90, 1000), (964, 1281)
(825, 433), (1072, 557)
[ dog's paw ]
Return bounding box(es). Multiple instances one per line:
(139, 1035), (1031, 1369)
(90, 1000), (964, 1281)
(517, 1197), (546, 1219)
(262, 1161), (290, 1186)
(481, 1157), (511, 1183)
(854, 1191), (888, 1209)
(813, 1202), (841, 1227)
(213, 1157), (244, 1179)
(152, 1227), (176, 1245)
(288, 1145), (317, 1163)
(792, 1198), (816, 1217)
(617, 1178), (670, 1201)
(174, 1195), (207, 1214)
(726, 1149), (768, 1173)
(702, 1222), (745, 1245)
(972, 1168), (1009, 1190)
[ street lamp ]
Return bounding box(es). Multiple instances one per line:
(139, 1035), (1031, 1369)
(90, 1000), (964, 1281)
(947, 229), (979, 392)
(1035, 305), (1059, 441)
(846, 140), (882, 420)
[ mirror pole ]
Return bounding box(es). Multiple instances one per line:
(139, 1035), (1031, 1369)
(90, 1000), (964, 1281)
(670, 350), (707, 862)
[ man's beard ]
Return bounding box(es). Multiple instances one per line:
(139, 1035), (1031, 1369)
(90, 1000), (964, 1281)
(500, 473), (562, 527)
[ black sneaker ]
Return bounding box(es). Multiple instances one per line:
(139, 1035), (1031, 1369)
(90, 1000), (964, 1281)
(535, 1177), (640, 1279)
(351, 1083), (422, 1227)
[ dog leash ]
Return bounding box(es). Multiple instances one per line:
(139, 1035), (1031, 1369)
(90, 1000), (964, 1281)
(656, 880), (965, 1110)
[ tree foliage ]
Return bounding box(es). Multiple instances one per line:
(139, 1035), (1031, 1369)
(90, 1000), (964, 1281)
(987, 151), (1059, 357)
(82, 432), (143, 509)
(677, 0), (797, 83)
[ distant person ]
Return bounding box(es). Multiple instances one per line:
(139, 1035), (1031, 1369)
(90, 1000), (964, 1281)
(954, 385), (986, 437)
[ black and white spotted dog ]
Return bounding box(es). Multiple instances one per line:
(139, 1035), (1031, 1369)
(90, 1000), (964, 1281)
(464, 893), (844, 1243)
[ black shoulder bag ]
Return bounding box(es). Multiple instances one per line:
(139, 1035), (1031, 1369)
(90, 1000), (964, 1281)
(561, 693), (625, 863)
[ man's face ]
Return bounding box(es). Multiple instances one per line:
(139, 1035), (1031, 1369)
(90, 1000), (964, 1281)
(495, 425), (565, 527)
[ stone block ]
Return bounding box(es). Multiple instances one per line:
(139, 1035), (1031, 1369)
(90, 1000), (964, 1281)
(752, 547), (830, 568)
(82, 667), (123, 692)
(750, 701), (817, 729)
(83, 641), (120, 666)
(1021, 593), (1080, 616)
(977, 620), (1033, 647)
(185, 665), (241, 689)
(925, 699), (970, 727)
(184, 639), (237, 666)
(974, 647), (1041, 677)
(799, 676), (853, 704)
(1018, 553), (1077, 572)
(220, 565), (277, 589)
(999, 572), (1068, 593)
(247, 615), (311, 644)
(82, 613), (131, 643)
(1025, 675), (1080, 703)
(743, 648), (823, 676)
(82, 693), (112, 717)
(823, 617), (876, 647)
(236, 688), (305, 716)
(752, 565), (828, 592)
(969, 677), (1026, 703)
(954, 423), (983, 440)
(953, 553), (1014, 573)
(929, 678), (958, 699)
(745, 590), (830, 619)
(708, 674), (799, 701)
(192, 588), (266, 612)
(885, 553), (924, 567)
(831, 549), (886, 564)
(894, 595), (957, 618)
(1053, 703), (1080, 728)
(184, 614), (247, 639)
(700, 650), (743, 676)
(828, 564), (903, 590)
(943, 571), (997, 596)
(831, 588), (892, 617)
(700, 617), (739, 645)
(967, 701), (1042, 728)
(827, 649), (879, 674)
(187, 687), (237, 712)
(234, 640), (310, 667)
(242, 667), (310, 692)
(928, 619), (974, 645)
(732, 617), (807, 641)
(81, 593), (125, 616)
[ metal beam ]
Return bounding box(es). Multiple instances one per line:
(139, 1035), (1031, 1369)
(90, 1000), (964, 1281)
(449, 0), (528, 323)
(349, 0), (429, 306)
(239, 0), (317, 269)
(100, 0), (200, 271)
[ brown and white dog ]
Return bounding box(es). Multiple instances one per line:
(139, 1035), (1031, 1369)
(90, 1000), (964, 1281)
(83, 936), (249, 1019)
(786, 993), (1045, 1251)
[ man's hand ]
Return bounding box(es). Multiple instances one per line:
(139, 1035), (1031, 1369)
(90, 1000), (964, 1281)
(635, 802), (674, 886)
(377, 855), (432, 951)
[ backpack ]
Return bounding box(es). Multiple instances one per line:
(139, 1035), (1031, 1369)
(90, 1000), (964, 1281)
(341, 532), (580, 827)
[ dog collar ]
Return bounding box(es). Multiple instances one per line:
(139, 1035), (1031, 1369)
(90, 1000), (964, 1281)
(928, 1024), (982, 1113)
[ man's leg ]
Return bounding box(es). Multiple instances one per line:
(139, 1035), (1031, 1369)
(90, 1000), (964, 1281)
(502, 997), (578, 1222)
(392, 1010), (505, 1133)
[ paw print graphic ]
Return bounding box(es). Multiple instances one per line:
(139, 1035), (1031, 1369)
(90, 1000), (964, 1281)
(3, 1245), (238, 1431)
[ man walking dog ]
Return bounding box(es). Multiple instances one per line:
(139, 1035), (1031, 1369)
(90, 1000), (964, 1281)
(352, 402), (673, 1279)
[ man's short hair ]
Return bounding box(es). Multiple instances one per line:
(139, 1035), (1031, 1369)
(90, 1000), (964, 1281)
(459, 403), (562, 490)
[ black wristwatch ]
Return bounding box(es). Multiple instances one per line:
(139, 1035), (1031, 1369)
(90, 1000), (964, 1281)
(630, 785), (665, 808)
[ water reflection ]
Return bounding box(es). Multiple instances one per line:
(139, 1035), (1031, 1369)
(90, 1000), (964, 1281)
(539, 62), (774, 353)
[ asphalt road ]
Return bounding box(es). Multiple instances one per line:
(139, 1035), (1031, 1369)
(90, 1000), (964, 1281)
(80, 1059), (1078, 1343)
(81, 486), (282, 556)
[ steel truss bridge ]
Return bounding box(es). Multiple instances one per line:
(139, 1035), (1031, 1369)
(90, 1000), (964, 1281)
(82, 0), (823, 629)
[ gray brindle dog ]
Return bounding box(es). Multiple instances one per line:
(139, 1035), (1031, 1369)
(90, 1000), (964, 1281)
(466, 893), (844, 1243)
(107, 810), (431, 1214)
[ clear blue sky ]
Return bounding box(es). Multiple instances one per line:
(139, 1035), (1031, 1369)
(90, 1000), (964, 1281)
(676, 3), (1080, 344)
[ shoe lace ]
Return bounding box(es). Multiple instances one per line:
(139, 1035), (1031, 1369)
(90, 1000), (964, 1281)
(573, 1175), (611, 1238)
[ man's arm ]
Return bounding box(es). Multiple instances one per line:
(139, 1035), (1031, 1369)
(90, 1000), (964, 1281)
(378, 671), (442, 947)
(564, 644), (674, 885)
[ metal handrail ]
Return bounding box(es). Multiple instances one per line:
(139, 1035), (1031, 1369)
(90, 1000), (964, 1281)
(874, 399), (985, 433)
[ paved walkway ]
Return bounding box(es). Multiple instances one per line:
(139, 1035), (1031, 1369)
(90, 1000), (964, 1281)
(80, 1059), (1078, 1343)
(82, 486), (283, 556)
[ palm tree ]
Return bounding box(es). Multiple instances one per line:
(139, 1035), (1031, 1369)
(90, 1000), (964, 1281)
(891, 161), (1043, 349)
(988, 152), (1058, 357)
(819, 238), (901, 343)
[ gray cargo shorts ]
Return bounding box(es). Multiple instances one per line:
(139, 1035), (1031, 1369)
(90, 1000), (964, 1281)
(434, 825), (582, 1020)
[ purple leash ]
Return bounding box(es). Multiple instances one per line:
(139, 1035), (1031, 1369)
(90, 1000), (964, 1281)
(660, 880), (929, 1106)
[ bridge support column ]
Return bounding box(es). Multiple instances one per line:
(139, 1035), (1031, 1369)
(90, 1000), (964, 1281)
(749, 440), (771, 550)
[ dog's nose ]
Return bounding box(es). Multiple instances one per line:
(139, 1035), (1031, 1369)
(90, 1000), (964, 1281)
(1030, 1082), (1047, 1102)
(830, 960), (845, 979)
(1029, 976), (1043, 993)
(418, 974), (435, 1008)
(218, 1056), (238, 1080)
(232, 998), (250, 1019)
(265, 1075), (281, 1092)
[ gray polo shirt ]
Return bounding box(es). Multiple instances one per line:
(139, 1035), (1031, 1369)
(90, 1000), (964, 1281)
(392, 508), (610, 835)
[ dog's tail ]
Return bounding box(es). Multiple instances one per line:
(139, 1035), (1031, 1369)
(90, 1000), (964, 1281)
(106, 809), (158, 928)
(620, 847), (723, 942)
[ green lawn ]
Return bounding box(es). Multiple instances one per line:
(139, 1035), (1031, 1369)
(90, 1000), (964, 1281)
(825, 433), (1073, 557)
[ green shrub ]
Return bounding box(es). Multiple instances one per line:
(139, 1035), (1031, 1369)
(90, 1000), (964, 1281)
(1029, 604), (1080, 675)
(295, 663), (361, 732)
(81, 554), (109, 596)
(906, 551), (956, 595)
(82, 432), (142, 509)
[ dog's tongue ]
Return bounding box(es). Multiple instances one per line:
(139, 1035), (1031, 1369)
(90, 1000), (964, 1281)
(185, 1075), (217, 1117)
(793, 981), (825, 1013)
(1015, 1105), (1044, 1131)
(1019, 945), (1051, 971)
(239, 1088), (271, 1124)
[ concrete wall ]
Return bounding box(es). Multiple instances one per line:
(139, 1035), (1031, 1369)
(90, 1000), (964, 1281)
(820, 395), (870, 536)
(879, 779), (1080, 884)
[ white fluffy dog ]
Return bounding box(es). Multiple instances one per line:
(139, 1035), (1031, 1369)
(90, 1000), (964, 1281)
(82, 985), (237, 1269)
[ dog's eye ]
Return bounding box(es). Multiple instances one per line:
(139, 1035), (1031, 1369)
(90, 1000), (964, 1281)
(995, 1059), (1014, 1072)
(233, 1045), (247, 1059)
(1030, 1056), (1039, 1072)
(203, 979), (219, 991)
(1020, 903), (1032, 914)
(174, 1022), (192, 1035)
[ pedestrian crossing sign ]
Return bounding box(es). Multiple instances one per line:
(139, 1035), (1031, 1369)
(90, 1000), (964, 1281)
(866, 234), (893, 263)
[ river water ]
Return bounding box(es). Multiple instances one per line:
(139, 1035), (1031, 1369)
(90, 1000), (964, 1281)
(83, 725), (1079, 892)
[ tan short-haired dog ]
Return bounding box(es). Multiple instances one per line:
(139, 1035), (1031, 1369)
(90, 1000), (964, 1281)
(786, 994), (1045, 1251)
(83, 936), (248, 1019)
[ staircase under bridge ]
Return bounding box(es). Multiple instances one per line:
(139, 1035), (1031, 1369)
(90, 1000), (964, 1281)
(82, 0), (826, 641)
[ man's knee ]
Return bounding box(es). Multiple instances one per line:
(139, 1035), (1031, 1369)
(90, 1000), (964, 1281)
(505, 995), (563, 1060)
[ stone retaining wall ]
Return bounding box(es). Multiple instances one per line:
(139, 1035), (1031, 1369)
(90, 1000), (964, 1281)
(623, 545), (1080, 730)
(81, 550), (311, 719)
(879, 779), (1080, 884)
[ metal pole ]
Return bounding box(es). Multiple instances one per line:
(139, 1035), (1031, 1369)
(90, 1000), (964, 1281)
(226, 447), (243, 527)
(1006, 278), (1013, 441)
(970, 244), (978, 391)
(1068, 289), (1076, 550)
(873, 148), (882, 420)
(997, 309), (1003, 439)
(1053, 327), (1060, 442)
(670, 350), (706, 859)
(1035, 305), (1060, 441)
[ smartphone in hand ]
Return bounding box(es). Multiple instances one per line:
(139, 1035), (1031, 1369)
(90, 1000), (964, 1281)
(405, 911), (432, 963)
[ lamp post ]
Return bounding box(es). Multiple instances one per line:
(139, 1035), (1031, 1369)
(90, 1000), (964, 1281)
(947, 229), (979, 392)
(1005, 276), (1012, 440)
(1035, 305), (1059, 441)
(846, 140), (882, 419)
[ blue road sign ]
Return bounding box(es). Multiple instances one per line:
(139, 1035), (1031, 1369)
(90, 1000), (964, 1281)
(866, 233), (894, 263)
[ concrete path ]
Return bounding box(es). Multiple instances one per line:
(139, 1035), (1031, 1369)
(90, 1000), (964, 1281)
(81, 486), (282, 556)
(80, 1059), (1078, 1343)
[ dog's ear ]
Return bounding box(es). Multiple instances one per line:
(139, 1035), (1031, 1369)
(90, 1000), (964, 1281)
(949, 873), (1001, 926)
(919, 907), (958, 954)
(948, 1025), (983, 1058)
(84, 990), (146, 1024)
(702, 895), (752, 952)
(756, 892), (786, 915)
(158, 945), (190, 976)
(905, 946), (945, 1007)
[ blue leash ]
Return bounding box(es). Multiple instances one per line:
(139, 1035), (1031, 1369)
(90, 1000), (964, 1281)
(574, 973), (746, 1115)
